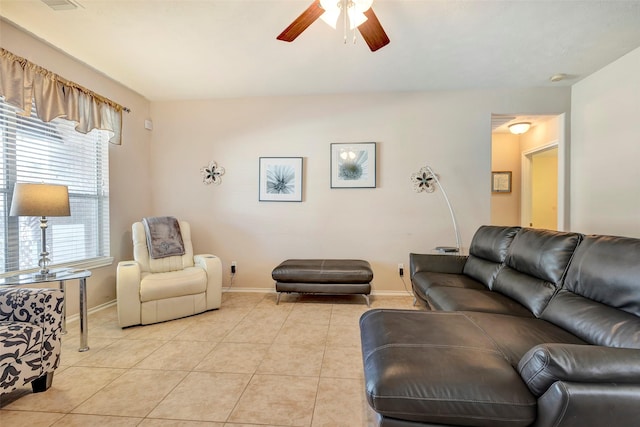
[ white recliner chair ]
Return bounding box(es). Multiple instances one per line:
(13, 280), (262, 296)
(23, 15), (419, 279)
(116, 220), (222, 328)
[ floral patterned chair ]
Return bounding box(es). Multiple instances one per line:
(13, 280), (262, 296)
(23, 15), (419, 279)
(0, 287), (64, 396)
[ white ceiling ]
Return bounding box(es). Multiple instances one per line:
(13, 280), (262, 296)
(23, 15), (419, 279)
(2, 0), (640, 102)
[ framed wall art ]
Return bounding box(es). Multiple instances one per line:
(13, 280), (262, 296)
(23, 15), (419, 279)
(492, 171), (512, 193)
(259, 157), (303, 202)
(330, 142), (376, 188)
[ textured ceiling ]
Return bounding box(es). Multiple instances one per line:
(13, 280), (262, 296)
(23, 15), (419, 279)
(1, 0), (640, 101)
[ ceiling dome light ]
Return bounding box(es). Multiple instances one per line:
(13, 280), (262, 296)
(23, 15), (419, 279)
(508, 122), (531, 135)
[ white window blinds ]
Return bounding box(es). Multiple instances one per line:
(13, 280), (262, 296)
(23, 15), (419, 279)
(0, 97), (110, 274)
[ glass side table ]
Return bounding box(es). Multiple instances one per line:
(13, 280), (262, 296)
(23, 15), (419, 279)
(1, 268), (92, 352)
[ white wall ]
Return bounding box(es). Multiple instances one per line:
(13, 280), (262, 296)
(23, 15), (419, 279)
(150, 89), (571, 292)
(1, 19), (153, 315)
(571, 47), (640, 237)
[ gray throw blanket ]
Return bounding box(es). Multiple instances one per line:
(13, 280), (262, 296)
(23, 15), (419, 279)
(142, 216), (185, 259)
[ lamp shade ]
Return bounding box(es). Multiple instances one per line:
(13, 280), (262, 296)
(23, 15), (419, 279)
(9, 183), (71, 217)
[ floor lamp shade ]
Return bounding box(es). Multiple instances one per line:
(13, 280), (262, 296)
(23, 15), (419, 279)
(10, 183), (71, 217)
(9, 182), (71, 277)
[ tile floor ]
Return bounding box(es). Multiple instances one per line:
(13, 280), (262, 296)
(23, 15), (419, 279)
(0, 292), (419, 426)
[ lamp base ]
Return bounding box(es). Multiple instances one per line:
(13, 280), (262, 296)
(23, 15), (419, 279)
(34, 270), (59, 281)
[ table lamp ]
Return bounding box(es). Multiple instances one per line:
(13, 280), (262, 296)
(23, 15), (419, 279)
(9, 182), (71, 279)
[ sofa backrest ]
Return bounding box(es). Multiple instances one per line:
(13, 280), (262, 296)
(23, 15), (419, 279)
(541, 235), (640, 349)
(462, 225), (520, 289)
(492, 228), (582, 317)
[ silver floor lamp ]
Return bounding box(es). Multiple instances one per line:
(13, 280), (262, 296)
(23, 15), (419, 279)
(411, 165), (462, 253)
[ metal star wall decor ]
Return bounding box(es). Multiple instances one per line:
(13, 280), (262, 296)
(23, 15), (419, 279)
(201, 161), (225, 185)
(411, 166), (436, 193)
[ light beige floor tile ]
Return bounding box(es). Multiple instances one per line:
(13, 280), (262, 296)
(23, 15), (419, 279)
(228, 374), (318, 426)
(75, 339), (166, 368)
(136, 340), (218, 370)
(257, 344), (325, 377)
(311, 377), (369, 427)
(194, 342), (269, 374)
(88, 320), (137, 339)
(221, 292), (266, 308)
(274, 321), (329, 346)
(125, 316), (194, 340)
(223, 424), (286, 427)
(196, 307), (251, 324)
(327, 322), (361, 348)
(321, 345), (364, 379)
(72, 368), (187, 417)
(87, 304), (118, 321)
(286, 304), (333, 325)
(175, 320), (237, 342)
(148, 372), (251, 422)
(330, 304), (370, 325)
(369, 295), (415, 309)
(59, 336), (117, 366)
(1, 292), (410, 426)
(140, 419), (224, 426)
(0, 409), (65, 426)
(242, 305), (293, 325)
(52, 413), (142, 426)
(4, 366), (126, 413)
(223, 319), (282, 344)
(0, 386), (31, 408)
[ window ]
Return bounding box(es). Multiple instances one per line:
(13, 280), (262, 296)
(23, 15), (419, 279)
(0, 97), (111, 275)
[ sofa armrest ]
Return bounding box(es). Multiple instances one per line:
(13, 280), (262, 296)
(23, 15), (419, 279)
(116, 261), (142, 328)
(194, 254), (222, 310)
(534, 382), (640, 427)
(409, 253), (467, 277)
(0, 287), (64, 372)
(518, 343), (640, 397)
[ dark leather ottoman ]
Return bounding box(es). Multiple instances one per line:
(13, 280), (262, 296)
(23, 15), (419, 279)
(272, 259), (373, 305)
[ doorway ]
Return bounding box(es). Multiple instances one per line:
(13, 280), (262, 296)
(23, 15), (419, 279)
(522, 145), (558, 229)
(490, 113), (566, 231)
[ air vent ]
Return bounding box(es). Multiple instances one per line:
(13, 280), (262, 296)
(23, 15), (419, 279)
(41, 0), (80, 11)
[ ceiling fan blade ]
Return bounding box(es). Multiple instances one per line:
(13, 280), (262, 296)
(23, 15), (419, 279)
(358, 7), (390, 52)
(277, 0), (325, 42)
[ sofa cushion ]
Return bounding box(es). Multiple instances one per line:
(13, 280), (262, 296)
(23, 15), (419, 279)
(461, 311), (586, 366)
(411, 271), (485, 301)
(428, 287), (534, 317)
(360, 309), (537, 427)
(140, 266), (207, 302)
(492, 228), (582, 316)
(541, 235), (640, 348)
(462, 225), (520, 289)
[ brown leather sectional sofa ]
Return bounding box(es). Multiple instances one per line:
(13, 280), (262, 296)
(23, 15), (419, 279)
(359, 226), (640, 426)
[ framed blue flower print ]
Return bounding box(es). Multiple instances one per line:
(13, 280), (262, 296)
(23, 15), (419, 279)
(330, 142), (376, 188)
(259, 157), (303, 202)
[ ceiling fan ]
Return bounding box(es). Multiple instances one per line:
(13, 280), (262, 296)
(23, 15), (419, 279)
(277, 0), (390, 52)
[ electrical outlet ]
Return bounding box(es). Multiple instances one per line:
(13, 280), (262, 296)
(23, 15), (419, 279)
(231, 261), (237, 275)
(398, 263), (404, 277)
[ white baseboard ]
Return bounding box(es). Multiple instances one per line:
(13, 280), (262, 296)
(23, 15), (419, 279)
(71, 289), (414, 322)
(223, 287), (412, 297)
(65, 299), (116, 324)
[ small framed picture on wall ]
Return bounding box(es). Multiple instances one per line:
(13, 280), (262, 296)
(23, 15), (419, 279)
(492, 171), (512, 193)
(259, 157), (303, 202)
(330, 142), (376, 188)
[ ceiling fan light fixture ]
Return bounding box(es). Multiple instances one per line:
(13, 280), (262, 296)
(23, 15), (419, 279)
(509, 122), (532, 135)
(319, 0), (341, 28)
(348, 8), (368, 29)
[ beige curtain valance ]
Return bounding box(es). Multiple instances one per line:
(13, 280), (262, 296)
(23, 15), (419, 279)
(0, 48), (126, 145)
